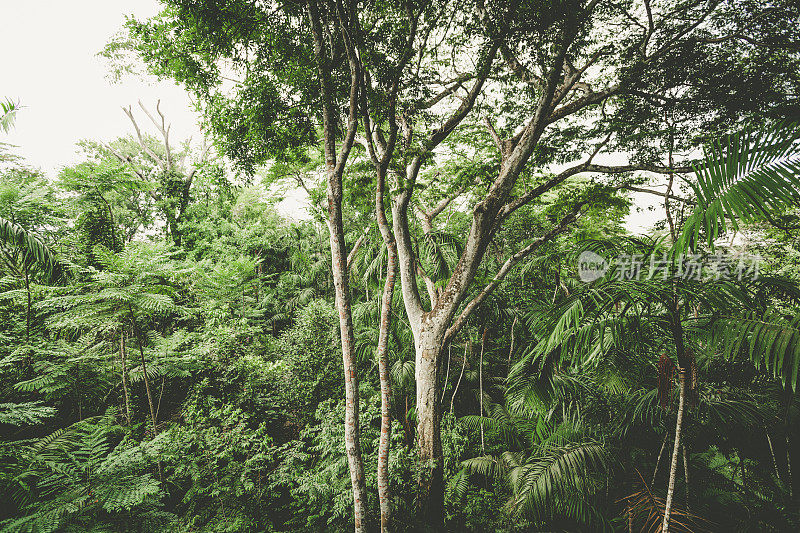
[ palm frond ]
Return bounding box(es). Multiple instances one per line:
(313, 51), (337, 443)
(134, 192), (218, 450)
(1, 98), (19, 133)
(0, 217), (65, 282)
(677, 121), (800, 252)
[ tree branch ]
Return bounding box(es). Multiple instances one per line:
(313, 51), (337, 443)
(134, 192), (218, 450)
(445, 202), (585, 342)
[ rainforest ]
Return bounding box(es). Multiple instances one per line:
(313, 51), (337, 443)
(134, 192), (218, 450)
(1, 0), (800, 531)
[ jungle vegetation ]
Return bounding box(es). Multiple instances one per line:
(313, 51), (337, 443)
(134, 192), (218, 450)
(2, 0), (800, 531)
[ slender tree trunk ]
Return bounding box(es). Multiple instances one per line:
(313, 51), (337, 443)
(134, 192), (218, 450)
(479, 327), (487, 454)
(682, 444), (690, 512)
(662, 370), (687, 533)
(441, 344), (451, 404)
(120, 331), (132, 426)
(785, 388), (794, 498)
(130, 310), (162, 482)
(652, 433), (669, 487)
(767, 429), (782, 481)
(23, 262), (31, 343)
(156, 377), (166, 422)
(132, 318), (158, 437)
(325, 181), (369, 533)
(451, 343), (468, 415)
(306, 0), (368, 525)
(76, 368), (82, 421)
(375, 170), (398, 532)
(787, 433), (794, 499)
(507, 315), (517, 375)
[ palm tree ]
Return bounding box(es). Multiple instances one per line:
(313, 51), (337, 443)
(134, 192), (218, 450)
(0, 216), (66, 341)
(454, 380), (613, 529)
(677, 121), (800, 253)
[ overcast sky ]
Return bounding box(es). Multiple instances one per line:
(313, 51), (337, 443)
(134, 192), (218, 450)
(1, 1), (201, 173)
(1, 1), (663, 233)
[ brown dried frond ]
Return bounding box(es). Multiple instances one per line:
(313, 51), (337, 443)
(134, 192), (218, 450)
(618, 470), (711, 533)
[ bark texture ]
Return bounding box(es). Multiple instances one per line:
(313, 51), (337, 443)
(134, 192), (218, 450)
(662, 370), (687, 533)
(375, 153), (397, 532)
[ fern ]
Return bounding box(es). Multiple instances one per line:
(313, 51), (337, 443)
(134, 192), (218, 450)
(0, 402), (57, 426)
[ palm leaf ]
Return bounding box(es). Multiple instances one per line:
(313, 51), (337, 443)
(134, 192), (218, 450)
(1, 98), (19, 133)
(0, 216), (65, 282)
(677, 121), (800, 252)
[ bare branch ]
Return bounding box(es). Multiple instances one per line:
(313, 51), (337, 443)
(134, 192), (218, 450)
(105, 144), (147, 181)
(347, 225), (371, 269)
(622, 185), (693, 204)
(412, 73), (475, 112)
(138, 99), (173, 170)
(121, 105), (165, 170)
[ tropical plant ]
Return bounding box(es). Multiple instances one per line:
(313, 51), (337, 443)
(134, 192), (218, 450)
(678, 121), (800, 252)
(0, 99), (19, 133)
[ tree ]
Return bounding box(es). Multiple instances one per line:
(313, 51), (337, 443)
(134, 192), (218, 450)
(106, 101), (208, 246)
(117, 0), (800, 526)
(41, 245), (186, 446)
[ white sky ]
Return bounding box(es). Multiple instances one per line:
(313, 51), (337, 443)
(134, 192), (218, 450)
(1, 1), (202, 173)
(0, 0), (663, 233)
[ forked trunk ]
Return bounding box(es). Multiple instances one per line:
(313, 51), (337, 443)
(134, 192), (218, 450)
(651, 433), (669, 487)
(662, 370), (687, 532)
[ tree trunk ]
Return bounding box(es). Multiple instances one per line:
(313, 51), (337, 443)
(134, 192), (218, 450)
(376, 207), (397, 533)
(326, 186), (369, 533)
(507, 315), (517, 376)
(662, 370), (687, 533)
(24, 261), (31, 343)
(682, 444), (690, 512)
(441, 344), (451, 404)
(414, 328), (445, 530)
(479, 327), (487, 454)
(652, 433), (669, 487)
(767, 429), (782, 481)
(133, 320), (158, 438)
(785, 388), (794, 498)
(120, 331), (132, 426)
(130, 311), (162, 482)
(451, 343), (468, 415)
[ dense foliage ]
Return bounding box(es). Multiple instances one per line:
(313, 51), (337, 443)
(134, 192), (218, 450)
(3, 0), (800, 531)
